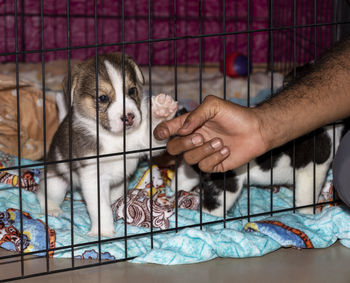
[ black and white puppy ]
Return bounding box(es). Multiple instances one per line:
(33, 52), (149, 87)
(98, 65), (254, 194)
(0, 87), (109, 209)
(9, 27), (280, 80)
(173, 85), (349, 217)
(37, 53), (177, 236)
(175, 125), (345, 216)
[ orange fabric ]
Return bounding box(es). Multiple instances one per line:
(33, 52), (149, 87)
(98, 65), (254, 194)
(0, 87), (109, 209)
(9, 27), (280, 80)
(0, 74), (59, 160)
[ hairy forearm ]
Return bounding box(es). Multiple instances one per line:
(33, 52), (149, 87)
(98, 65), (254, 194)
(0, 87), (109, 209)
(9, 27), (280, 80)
(254, 37), (350, 151)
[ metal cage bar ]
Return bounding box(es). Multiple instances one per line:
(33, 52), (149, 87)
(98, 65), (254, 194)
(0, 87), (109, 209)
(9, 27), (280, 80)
(313, 0), (318, 214)
(93, 0), (102, 262)
(269, 0), (274, 216)
(14, 0), (25, 277)
(148, 0), (155, 249)
(222, 0), (227, 227)
(122, 0), (129, 258)
(198, 0), (203, 230)
(173, 0), (179, 232)
(246, 0), (251, 221)
(66, 0), (75, 266)
(292, 0), (297, 213)
(39, 0), (50, 273)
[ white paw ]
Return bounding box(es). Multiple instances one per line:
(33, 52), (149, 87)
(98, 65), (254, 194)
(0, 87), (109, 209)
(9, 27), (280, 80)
(152, 94), (178, 119)
(296, 207), (314, 214)
(87, 227), (115, 238)
(47, 207), (63, 217)
(202, 207), (224, 218)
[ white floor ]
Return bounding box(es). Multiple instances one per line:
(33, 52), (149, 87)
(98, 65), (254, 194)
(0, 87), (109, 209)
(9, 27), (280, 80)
(1, 242), (349, 283)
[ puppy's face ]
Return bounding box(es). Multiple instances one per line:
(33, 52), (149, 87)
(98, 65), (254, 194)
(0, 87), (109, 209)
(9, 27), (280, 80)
(66, 53), (145, 134)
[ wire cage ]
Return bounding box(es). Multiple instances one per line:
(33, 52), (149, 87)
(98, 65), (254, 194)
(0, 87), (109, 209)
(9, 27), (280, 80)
(0, 0), (349, 281)
(270, 0), (338, 74)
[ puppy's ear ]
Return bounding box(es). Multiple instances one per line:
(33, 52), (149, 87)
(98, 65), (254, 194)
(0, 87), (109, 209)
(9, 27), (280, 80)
(62, 63), (80, 107)
(126, 55), (145, 86)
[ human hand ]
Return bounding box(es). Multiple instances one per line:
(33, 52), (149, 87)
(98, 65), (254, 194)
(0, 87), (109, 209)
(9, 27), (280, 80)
(153, 95), (269, 173)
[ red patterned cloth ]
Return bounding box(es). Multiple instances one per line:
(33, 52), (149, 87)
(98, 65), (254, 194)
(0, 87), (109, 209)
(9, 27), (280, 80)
(0, 156), (40, 192)
(112, 165), (199, 230)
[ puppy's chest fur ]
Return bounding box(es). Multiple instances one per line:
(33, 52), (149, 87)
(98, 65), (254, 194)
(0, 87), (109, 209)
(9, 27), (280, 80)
(86, 116), (148, 183)
(50, 104), (149, 186)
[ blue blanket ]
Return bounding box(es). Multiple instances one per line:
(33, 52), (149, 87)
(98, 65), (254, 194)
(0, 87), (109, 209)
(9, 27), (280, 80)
(1, 155), (350, 264)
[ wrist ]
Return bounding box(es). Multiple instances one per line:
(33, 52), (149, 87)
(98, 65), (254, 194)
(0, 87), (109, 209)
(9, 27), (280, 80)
(251, 105), (283, 153)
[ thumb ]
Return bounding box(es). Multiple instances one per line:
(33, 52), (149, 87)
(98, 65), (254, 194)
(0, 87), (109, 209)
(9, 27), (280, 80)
(153, 112), (189, 140)
(177, 95), (220, 136)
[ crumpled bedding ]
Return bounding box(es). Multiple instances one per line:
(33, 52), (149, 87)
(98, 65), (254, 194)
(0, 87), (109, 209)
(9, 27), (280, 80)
(113, 163), (200, 230)
(0, 74), (59, 160)
(0, 152), (350, 264)
(0, 60), (80, 160)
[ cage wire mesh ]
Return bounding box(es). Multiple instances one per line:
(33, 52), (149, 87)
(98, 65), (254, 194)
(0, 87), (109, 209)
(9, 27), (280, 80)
(0, 0), (348, 280)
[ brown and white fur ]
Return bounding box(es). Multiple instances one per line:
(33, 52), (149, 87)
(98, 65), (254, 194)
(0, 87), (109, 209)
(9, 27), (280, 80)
(37, 53), (177, 237)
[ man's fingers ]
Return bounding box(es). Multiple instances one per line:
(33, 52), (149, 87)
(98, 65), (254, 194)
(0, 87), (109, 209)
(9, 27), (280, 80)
(154, 95), (222, 140)
(153, 112), (189, 140)
(198, 146), (230, 173)
(166, 133), (204, 155)
(177, 95), (220, 136)
(183, 138), (224, 165)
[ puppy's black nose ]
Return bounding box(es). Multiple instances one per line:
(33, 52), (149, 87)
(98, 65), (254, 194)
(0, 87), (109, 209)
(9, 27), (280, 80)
(120, 113), (135, 127)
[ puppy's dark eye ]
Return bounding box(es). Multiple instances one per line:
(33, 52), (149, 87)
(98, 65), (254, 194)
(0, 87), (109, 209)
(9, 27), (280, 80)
(128, 87), (137, 96)
(98, 95), (109, 103)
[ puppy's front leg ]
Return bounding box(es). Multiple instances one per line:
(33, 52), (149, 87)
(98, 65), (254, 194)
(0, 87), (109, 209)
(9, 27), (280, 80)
(295, 162), (330, 214)
(151, 94), (178, 150)
(37, 168), (68, 217)
(80, 171), (115, 237)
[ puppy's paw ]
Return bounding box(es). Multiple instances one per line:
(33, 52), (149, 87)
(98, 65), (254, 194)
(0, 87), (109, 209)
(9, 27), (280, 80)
(46, 201), (63, 217)
(202, 207), (224, 218)
(152, 94), (178, 120)
(47, 207), (62, 217)
(296, 207), (314, 215)
(87, 229), (98, 237)
(87, 227), (115, 238)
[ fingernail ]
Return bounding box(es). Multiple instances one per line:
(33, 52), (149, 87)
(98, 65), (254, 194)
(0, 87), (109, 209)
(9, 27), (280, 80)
(191, 135), (203, 146)
(220, 147), (229, 155)
(211, 139), (222, 149)
(157, 129), (166, 139)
